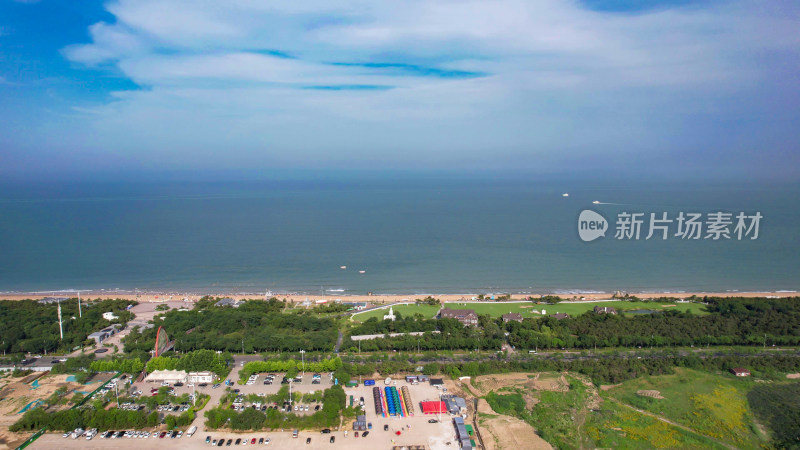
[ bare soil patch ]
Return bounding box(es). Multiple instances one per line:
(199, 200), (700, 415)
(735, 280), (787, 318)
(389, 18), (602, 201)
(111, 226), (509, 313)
(477, 399), (552, 450)
(470, 372), (568, 397)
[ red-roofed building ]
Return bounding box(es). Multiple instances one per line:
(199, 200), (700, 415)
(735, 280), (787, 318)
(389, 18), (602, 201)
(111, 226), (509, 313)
(420, 401), (447, 414)
(730, 368), (751, 377)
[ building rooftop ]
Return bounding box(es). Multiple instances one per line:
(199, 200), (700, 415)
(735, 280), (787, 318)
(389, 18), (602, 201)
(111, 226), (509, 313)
(440, 308), (477, 318)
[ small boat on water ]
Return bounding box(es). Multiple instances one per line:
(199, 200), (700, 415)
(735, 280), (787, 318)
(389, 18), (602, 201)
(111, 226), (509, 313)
(340, 266), (347, 269)
(562, 193), (569, 197)
(358, 270), (366, 274)
(592, 200), (600, 204)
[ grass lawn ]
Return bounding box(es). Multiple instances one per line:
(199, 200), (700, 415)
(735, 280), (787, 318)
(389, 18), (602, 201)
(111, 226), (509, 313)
(351, 303), (441, 321)
(605, 368), (766, 448)
(444, 300), (708, 318)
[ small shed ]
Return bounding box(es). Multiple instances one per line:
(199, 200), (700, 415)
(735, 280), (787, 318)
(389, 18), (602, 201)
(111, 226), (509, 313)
(730, 368), (751, 377)
(353, 414), (367, 431)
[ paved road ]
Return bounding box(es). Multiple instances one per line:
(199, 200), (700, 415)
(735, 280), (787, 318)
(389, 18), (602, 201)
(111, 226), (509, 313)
(334, 331), (343, 353)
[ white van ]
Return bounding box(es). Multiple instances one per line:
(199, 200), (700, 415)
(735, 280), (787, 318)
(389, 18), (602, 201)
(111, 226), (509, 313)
(186, 426), (197, 437)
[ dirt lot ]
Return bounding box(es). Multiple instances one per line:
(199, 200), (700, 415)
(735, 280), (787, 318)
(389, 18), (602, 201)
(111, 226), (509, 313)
(469, 373), (569, 397)
(476, 399), (550, 450)
(0, 371), (115, 449)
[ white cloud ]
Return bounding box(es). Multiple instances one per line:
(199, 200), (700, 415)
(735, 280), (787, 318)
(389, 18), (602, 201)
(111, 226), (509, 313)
(51, 0), (800, 171)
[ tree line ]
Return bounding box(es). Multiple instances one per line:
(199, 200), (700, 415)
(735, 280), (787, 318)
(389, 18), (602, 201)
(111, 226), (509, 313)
(123, 299), (338, 354)
(0, 299), (134, 355)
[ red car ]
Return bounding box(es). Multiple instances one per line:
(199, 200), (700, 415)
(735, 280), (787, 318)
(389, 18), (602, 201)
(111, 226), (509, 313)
(159, 431), (167, 439)
(251, 438), (256, 444)
(354, 432), (359, 438)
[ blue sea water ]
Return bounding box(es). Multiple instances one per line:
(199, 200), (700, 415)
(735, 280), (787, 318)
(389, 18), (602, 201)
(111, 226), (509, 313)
(0, 174), (798, 295)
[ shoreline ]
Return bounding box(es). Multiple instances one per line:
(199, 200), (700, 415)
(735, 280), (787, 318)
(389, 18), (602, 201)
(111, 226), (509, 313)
(0, 289), (795, 303)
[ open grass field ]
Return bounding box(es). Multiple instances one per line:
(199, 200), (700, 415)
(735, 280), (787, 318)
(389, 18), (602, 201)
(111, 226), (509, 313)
(351, 303), (441, 321)
(604, 368), (767, 448)
(476, 371), (765, 449)
(584, 400), (727, 449)
(445, 300), (708, 318)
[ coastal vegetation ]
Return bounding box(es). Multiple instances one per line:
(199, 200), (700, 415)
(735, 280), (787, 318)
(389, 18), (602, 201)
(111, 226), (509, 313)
(10, 404), (160, 432)
(747, 382), (800, 448)
(345, 297), (800, 352)
(123, 298), (338, 353)
(479, 369), (772, 449)
(0, 299), (134, 354)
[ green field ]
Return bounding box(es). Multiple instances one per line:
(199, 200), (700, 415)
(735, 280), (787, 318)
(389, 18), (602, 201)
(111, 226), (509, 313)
(483, 372), (726, 449)
(351, 303), (441, 321)
(585, 400), (728, 449)
(352, 300), (707, 322)
(606, 368), (766, 448)
(445, 300), (708, 318)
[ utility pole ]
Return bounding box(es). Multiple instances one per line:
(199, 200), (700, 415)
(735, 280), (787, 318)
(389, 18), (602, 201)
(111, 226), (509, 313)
(764, 333), (767, 349)
(57, 302), (64, 340)
(78, 292), (82, 318)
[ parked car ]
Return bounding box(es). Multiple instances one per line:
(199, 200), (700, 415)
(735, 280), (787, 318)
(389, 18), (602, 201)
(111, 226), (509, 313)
(330, 436), (335, 443)
(306, 438), (311, 444)
(362, 431), (369, 437)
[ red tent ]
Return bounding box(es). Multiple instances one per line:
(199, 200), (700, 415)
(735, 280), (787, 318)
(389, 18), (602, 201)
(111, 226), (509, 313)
(420, 401), (447, 414)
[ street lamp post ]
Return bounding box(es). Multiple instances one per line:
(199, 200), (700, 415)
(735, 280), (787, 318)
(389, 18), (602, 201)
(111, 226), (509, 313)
(299, 350), (305, 378)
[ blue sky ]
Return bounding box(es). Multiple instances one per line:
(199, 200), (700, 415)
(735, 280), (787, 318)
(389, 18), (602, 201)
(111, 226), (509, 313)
(1, 0), (798, 179)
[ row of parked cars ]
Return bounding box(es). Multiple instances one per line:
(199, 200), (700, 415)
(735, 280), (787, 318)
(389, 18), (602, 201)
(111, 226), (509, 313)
(156, 402), (192, 412)
(62, 428), (97, 440)
(206, 436), (271, 446)
(118, 402), (145, 411)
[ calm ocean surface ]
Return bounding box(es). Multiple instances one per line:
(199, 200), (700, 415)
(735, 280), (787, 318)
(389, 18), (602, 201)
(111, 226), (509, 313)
(1, 175), (798, 295)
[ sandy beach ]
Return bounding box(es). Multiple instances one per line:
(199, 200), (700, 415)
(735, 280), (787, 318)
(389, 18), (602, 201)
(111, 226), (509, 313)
(0, 290), (794, 304)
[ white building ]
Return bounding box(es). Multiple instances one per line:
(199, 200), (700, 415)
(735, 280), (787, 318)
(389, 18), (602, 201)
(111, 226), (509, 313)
(102, 311), (118, 321)
(383, 306), (396, 321)
(188, 371), (214, 383)
(144, 369), (188, 384)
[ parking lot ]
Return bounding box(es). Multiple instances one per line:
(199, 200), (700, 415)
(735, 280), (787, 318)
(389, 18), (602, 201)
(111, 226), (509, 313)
(32, 376), (459, 449)
(31, 352), (460, 450)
